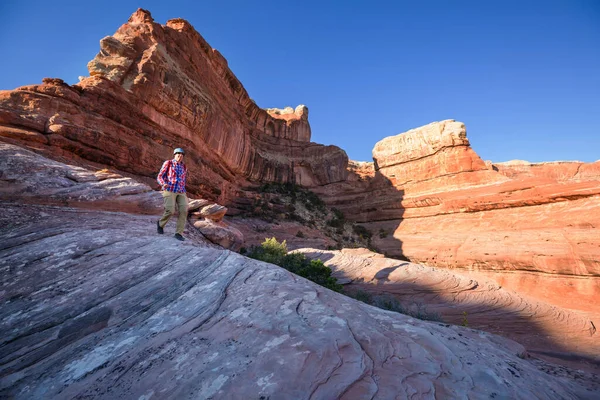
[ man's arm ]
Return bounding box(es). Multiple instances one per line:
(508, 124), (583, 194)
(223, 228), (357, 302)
(157, 161), (170, 188)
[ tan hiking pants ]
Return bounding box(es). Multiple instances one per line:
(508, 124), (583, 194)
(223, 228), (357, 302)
(159, 191), (188, 235)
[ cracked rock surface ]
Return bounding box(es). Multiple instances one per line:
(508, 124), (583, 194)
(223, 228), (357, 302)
(1, 205), (596, 399)
(0, 143), (597, 399)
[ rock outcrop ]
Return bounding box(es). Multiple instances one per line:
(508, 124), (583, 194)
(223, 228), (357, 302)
(298, 248), (600, 376)
(312, 120), (600, 317)
(0, 142), (241, 251)
(1, 8), (599, 398)
(1, 149), (598, 398)
(2, 7), (596, 296)
(0, 9), (347, 209)
(188, 200), (244, 251)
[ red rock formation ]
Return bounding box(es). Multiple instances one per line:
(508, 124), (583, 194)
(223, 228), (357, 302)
(1, 8), (599, 395)
(0, 7), (597, 332)
(313, 120), (600, 316)
(5, 142), (597, 398)
(298, 247), (600, 375)
(0, 9), (347, 208)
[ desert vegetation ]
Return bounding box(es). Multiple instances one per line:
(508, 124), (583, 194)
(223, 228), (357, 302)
(244, 237), (343, 292)
(239, 182), (376, 250)
(245, 238), (442, 322)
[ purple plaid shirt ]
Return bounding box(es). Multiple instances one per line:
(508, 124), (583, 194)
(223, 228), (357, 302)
(157, 159), (187, 193)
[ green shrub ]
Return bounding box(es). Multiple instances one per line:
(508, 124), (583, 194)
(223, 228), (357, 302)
(280, 252), (306, 273)
(373, 295), (405, 313)
(352, 289), (373, 304)
(461, 311), (469, 327)
(331, 208), (345, 221)
(259, 182), (297, 195)
(327, 217), (344, 228)
(298, 190), (326, 212)
(296, 230), (305, 238)
(379, 228), (388, 239)
(246, 237), (342, 292)
(352, 224), (372, 239)
(246, 237), (288, 265)
(296, 259), (343, 292)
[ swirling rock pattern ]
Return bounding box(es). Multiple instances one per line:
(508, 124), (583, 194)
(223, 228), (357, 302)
(299, 248), (600, 379)
(0, 211), (596, 399)
(1, 144), (598, 399)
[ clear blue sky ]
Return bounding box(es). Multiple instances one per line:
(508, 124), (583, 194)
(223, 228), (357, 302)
(1, 0), (598, 163)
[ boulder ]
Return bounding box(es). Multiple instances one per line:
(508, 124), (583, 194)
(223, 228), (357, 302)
(187, 198), (211, 212)
(198, 203), (227, 222)
(193, 219), (244, 251)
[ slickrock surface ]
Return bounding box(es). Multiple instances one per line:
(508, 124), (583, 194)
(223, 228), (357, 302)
(0, 143), (162, 214)
(1, 142), (597, 399)
(0, 142), (241, 250)
(2, 205), (598, 399)
(0, 8), (347, 206)
(299, 248), (600, 381)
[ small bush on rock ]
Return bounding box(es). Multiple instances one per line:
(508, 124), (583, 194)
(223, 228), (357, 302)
(247, 237), (343, 292)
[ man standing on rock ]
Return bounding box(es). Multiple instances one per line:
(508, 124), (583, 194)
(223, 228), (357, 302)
(157, 148), (188, 241)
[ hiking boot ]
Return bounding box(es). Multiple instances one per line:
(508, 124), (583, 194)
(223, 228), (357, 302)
(174, 233), (185, 241)
(157, 220), (164, 234)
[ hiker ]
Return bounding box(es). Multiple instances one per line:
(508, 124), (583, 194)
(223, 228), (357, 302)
(156, 148), (188, 241)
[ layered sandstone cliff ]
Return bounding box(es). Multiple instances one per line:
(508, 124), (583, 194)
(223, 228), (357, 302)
(0, 9), (347, 207)
(1, 8), (599, 397)
(1, 8), (597, 300)
(312, 120), (600, 317)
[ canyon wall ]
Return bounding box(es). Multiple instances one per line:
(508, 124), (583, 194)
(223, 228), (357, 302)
(1, 9), (598, 309)
(313, 120), (600, 313)
(0, 9), (347, 208)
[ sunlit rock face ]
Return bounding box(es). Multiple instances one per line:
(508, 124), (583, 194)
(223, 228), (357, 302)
(0, 9), (347, 207)
(315, 121), (600, 291)
(372, 119), (506, 192)
(0, 7), (597, 305)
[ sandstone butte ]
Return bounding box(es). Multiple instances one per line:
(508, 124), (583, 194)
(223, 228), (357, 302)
(1, 7), (599, 399)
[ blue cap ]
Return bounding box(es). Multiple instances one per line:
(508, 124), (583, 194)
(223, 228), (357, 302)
(173, 148), (185, 155)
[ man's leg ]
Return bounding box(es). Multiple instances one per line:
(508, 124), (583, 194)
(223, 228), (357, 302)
(175, 193), (188, 235)
(159, 191), (175, 229)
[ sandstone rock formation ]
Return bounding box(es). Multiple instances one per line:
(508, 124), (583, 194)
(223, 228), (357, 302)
(0, 142), (242, 251)
(187, 198), (244, 250)
(298, 248), (600, 376)
(2, 7), (596, 301)
(0, 9), (347, 208)
(0, 143), (163, 214)
(311, 120), (600, 317)
(1, 7), (599, 397)
(1, 147), (598, 398)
